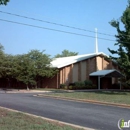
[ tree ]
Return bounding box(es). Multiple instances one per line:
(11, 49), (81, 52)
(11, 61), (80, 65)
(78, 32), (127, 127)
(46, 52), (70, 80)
(0, 44), (6, 78)
(0, 44), (57, 90)
(0, 52), (15, 89)
(54, 49), (78, 58)
(11, 50), (57, 90)
(0, 0), (9, 5)
(0, 43), (4, 59)
(108, 0), (130, 84)
(27, 50), (57, 88)
(13, 54), (37, 90)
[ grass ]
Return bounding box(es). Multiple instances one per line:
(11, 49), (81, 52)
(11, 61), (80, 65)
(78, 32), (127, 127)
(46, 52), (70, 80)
(32, 88), (57, 91)
(45, 91), (130, 105)
(0, 108), (83, 130)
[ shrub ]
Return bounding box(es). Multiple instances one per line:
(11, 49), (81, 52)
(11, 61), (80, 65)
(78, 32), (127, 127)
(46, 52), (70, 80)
(92, 84), (97, 89)
(60, 84), (66, 89)
(84, 80), (93, 86)
(69, 83), (75, 86)
(68, 86), (73, 90)
(111, 83), (120, 89)
(122, 83), (130, 89)
(67, 80), (96, 90)
(84, 80), (97, 89)
(68, 83), (75, 89)
(74, 81), (85, 89)
(64, 86), (68, 90)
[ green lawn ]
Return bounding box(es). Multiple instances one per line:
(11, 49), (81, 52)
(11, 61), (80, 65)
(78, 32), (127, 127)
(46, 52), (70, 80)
(45, 91), (130, 105)
(32, 88), (57, 91)
(0, 108), (83, 130)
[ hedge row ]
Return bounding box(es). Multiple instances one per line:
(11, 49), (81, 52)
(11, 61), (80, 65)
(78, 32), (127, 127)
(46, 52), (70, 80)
(60, 80), (97, 90)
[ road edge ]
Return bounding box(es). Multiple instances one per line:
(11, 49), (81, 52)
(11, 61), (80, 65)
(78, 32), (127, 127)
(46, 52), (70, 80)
(36, 94), (130, 109)
(0, 106), (94, 130)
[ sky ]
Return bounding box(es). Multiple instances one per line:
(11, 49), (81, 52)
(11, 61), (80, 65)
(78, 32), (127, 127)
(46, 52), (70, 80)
(0, 0), (128, 57)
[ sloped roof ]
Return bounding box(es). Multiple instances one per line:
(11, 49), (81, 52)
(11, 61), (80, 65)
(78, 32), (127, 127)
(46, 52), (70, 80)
(51, 52), (108, 68)
(90, 69), (124, 77)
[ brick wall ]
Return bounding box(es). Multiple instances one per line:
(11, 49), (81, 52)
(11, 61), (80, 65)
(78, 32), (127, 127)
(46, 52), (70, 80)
(81, 61), (87, 81)
(96, 56), (119, 70)
(59, 65), (72, 85)
(96, 56), (102, 70)
(59, 57), (97, 85)
(42, 74), (59, 88)
(72, 63), (78, 82)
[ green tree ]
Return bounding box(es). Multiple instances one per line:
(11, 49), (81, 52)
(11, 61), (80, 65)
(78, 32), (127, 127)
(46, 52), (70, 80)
(13, 54), (36, 90)
(0, 44), (6, 78)
(0, 43), (4, 59)
(0, 52), (14, 89)
(0, 44), (57, 90)
(54, 49), (78, 58)
(108, 0), (130, 83)
(27, 50), (57, 88)
(0, 0), (9, 5)
(12, 50), (57, 90)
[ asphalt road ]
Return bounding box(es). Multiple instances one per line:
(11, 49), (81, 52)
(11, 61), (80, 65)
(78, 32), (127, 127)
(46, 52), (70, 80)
(0, 93), (130, 130)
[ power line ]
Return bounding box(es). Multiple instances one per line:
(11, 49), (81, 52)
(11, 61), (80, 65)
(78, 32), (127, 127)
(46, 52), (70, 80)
(1, 11), (130, 38)
(0, 18), (130, 44)
(0, 18), (116, 41)
(0, 10), (117, 37)
(0, 18), (129, 44)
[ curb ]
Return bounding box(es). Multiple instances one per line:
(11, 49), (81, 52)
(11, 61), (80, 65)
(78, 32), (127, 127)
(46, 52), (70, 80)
(0, 106), (94, 130)
(36, 94), (130, 109)
(0, 90), (51, 93)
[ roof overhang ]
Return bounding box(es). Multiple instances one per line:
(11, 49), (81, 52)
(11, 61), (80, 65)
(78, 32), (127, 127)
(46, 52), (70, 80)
(89, 69), (124, 78)
(51, 52), (108, 68)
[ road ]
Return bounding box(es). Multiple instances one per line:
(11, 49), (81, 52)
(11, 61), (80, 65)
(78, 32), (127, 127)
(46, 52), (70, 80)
(0, 93), (129, 130)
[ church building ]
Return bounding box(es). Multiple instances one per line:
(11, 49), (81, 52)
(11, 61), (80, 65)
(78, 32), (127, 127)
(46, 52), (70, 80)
(42, 52), (123, 89)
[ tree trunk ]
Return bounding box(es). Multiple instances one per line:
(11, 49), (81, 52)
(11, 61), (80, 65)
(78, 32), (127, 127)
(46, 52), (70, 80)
(35, 84), (37, 89)
(35, 80), (39, 89)
(16, 80), (19, 91)
(27, 85), (29, 91)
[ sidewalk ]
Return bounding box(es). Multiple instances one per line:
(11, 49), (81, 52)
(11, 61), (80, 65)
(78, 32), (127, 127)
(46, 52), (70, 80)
(0, 89), (51, 93)
(0, 88), (130, 93)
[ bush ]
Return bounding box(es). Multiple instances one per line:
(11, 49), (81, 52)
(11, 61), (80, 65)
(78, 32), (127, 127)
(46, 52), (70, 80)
(68, 83), (75, 89)
(121, 83), (130, 89)
(61, 80), (96, 90)
(68, 86), (73, 90)
(92, 84), (97, 89)
(74, 81), (85, 89)
(84, 80), (95, 89)
(111, 83), (120, 89)
(84, 80), (93, 86)
(69, 83), (75, 86)
(60, 84), (66, 89)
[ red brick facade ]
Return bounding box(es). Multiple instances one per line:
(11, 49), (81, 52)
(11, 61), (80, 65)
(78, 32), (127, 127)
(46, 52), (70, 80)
(42, 74), (60, 88)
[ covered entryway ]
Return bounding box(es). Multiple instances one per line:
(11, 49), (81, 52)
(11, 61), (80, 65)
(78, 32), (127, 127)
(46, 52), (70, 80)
(89, 69), (124, 90)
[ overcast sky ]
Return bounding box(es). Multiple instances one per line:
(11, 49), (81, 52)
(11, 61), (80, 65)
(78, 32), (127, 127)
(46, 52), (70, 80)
(0, 0), (128, 57)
